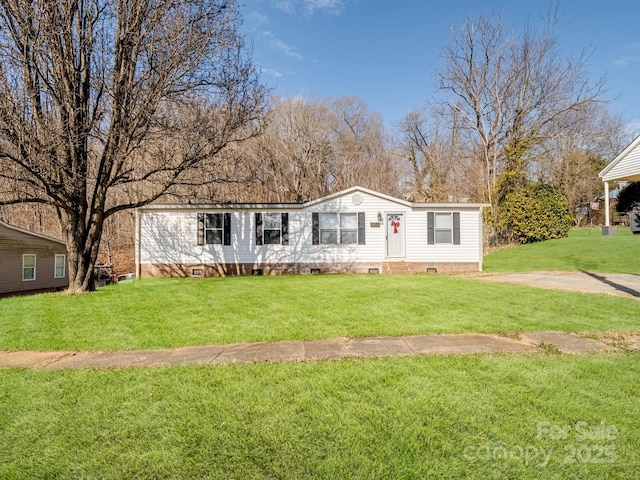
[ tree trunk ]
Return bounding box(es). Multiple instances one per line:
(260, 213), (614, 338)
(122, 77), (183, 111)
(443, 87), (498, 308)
(61, 210), (103, 294)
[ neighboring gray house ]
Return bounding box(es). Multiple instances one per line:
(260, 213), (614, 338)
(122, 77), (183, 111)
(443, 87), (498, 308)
(0, 220), (68, 296)
(136, 186), (488, 277)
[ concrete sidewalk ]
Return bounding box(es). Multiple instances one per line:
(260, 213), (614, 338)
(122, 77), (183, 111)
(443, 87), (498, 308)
(0, 332), (618, 369)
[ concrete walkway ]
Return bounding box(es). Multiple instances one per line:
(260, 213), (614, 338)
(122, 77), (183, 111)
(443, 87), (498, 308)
(0, 332), (618, 369)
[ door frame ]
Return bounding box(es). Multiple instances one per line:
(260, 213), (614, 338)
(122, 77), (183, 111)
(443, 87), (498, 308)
(385, 212), (405, 258)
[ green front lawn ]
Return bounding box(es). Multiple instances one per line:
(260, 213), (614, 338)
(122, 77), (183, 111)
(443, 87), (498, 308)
(2, 275), (640, 351)
(484, 227), (640, 273)
(1, 354), (639, 479)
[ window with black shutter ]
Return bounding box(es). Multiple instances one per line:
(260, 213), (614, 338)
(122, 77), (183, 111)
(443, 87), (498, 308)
(198, 213), (231, 245)
(256, 212), (289, 245)
(427, 212), (460, 245)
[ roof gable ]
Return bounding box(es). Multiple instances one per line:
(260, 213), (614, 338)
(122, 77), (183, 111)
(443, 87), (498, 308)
(0, 220), (66, 245)
(302, 186), (412, 208)
(600, 135), (640, 182)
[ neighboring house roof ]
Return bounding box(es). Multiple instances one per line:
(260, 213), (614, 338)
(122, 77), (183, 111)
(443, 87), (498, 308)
(599, 135), (640, 182)
(137, 186), (489, 211)
(0, 220), (66, 245)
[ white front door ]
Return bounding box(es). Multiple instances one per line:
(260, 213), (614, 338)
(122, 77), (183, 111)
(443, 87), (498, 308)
(386, 213), (405, 257)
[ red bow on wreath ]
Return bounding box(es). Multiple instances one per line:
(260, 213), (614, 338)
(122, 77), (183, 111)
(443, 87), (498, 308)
(391, 220), (400, 234)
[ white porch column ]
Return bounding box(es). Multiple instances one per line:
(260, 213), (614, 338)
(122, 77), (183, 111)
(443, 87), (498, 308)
(604, 181), (610, 226)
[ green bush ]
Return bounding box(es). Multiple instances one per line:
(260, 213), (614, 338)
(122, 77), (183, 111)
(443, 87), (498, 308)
(499, 183), (573, 244)
(616, 181), (640, 213)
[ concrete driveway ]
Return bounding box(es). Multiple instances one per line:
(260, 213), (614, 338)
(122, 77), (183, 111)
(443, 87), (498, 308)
(471, 271), (640, 299)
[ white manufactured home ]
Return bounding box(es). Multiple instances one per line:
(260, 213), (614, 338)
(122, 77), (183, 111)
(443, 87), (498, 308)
(135, 187), (488, 277)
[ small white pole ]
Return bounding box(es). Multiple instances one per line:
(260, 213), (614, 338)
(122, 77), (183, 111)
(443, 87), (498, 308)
(604, 181), (610, 227)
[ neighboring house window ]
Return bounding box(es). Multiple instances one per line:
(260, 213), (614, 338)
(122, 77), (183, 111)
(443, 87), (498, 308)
(197, 213), (231, 245)
(255, 213), (289, 246)
(312, 212), (366, 245)
(54, 254), (66, 278)
(22, 254), (36, 281)
(427, 212), (460, 245)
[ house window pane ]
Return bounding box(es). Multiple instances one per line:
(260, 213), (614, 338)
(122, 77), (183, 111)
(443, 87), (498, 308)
(261, 212), (283, 245)
(55, 254), (66, 278)
(263, 213), (281, 230)
(435, 213), (452, 229)
(320, 230), (338, 244)
(206, 229), (222, 244)
(319, 213), (338, 229)
(320, 213), (338, 244)
(340, 213), (357, 244)
(435, 230), (452, 244)
(340, 213), (357, 229)
(23, 254), (36, 281)
(264, 229), (281, 245)
(341, 230), (357, 244)
(205, 213), (222, 229)
(204, 213), (223, 244)
(434, 213), (453, 244)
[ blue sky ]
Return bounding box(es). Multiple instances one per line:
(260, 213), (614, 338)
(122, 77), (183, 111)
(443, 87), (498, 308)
(241, 0), (640, 136)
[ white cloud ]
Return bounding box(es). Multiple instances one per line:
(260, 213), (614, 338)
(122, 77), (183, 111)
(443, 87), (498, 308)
(272, 0), (344, 16)
(614, 55), (640, 68)
(248, 10), (269, 26)
(260, 66), (284, 79)
(262, 31), (303, 60)
(614, 43), (640, 68)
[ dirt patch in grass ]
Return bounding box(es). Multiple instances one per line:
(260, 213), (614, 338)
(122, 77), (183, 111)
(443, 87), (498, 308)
(590, 330), (640, 350)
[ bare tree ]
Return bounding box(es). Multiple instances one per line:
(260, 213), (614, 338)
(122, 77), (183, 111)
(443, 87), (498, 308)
(251, 96), (401, 202)
(0, 0), (266, 292)
(534, 104), (629, 223)
(329, 97), (397, 195)
(399, 106), (463, 201)
(251, 97), (335, 202)
(436, 9), (605, 230)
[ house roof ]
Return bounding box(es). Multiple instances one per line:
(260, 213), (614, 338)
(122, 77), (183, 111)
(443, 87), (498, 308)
(137, 186), (489, 211)
(0, 220), (66, 245)
(599, 135), (640, 182)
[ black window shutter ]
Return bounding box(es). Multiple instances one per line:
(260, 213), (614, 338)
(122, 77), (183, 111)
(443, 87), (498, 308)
(357, 212), (365, 245)
(255, 213), (263, 246)
(281, 213), (289, 245)
(427, 212), (435, 245)
(197, 213), (204, 245)
(312, 212), (319, 245)
(453, 212), (461, 245)
(223, 212), (231, 246)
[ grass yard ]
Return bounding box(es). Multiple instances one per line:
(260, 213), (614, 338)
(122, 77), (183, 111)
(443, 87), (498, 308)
(2, 274), (640, 351)
(1, 353), (639, 479)
(2, 227), (640, 479)
(484, 226), (640, 273)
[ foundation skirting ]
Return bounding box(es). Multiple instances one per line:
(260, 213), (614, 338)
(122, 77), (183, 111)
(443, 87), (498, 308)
(140, 261), (480, 277)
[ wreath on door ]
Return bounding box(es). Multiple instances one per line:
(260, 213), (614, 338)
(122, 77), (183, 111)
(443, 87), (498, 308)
(389, 215), (401, 234)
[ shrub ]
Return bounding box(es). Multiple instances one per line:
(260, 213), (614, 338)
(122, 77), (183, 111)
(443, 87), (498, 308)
(616, 181), (640, 213)
(499, 183), (573, 244)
